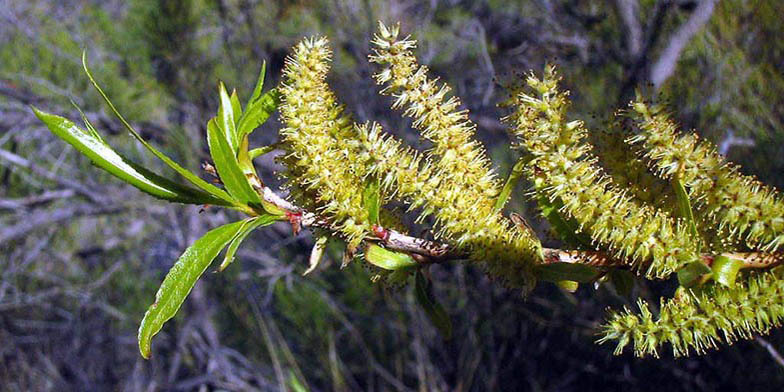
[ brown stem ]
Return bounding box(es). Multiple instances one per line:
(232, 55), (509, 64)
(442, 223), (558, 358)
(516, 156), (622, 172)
(259, 183), (784, 271)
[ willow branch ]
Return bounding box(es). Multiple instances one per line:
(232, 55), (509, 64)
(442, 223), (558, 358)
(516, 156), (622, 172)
(259, 182), (784, 270)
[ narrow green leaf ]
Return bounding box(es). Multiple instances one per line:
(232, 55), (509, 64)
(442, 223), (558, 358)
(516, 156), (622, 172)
(81, 52), (236, 206)
(218, 82), (239, 153)
(365, 244), (417, 270)
(249, 145), (277, 160)
(207, 118), (263, 207)
(609, 269), (635, 297)
(219, 214), (279, 271)
(535, 262), (601, 283)
(363, 177), (381, 226)
(237, 88), (281, 139)
(711, 255), (744, 287)
(247, 61), (267, 108)
(33, 108), (229, 206)
(538, 194), (593, 249)
(414, 271), (452, 340)
(288, 370), (308, 392)
(677, 261), (712, 288)
(494, 158), (526, 213)
(138, 220), (246, 359)
(672, 174), (700, 252)
(230, 89), (242, 124)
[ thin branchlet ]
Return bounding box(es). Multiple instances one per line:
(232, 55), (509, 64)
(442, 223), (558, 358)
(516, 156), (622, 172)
(630, 101), (784, 252)
(508, 66), (700, 279)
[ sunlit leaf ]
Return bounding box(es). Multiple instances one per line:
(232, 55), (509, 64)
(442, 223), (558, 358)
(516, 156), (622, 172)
(81, 52), (237, 207)
(711, 256), (744, 287)
(138, 220), (246, 359)
(33, 108), (228, 206)
(365, 244), (417, 270)
(219, 214), (280, 271)
(238, 88), (280, 138)
(363, 177), (381, 226)
(207, 118), (263, 208)
(217, 82), (239, 153)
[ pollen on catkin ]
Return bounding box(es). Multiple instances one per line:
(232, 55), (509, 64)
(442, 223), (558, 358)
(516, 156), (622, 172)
(508, 65), (700, 279)
(630, 100), (784, 252)
(278, 37), (375, 247)
(599, 266), (784, 357)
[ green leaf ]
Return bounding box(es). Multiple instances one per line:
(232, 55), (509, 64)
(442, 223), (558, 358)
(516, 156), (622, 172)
(365, 244), (417, 270)
(81, 52), (237, 207)
(207, 118), (263, 208)
(609, 269), (635, 297)
(33, 108), (229, 206)
(677, 261), (712, 288)
(138, 220), (246, 359)
(535, 262), (601, 283)
(711, 256), (744, 287)
(230, 89), (242, 124)
(672, 174), (700, 252)
(247, 61), (267, 108)
(219, 214), (280, 271)
(217, 82), (239, 153)
(538, 194), (593, 249)
(414, 271), (452, 340)
(237, 88), (281, 139)
(237, 62), (280, 138)
(249, 145), (277, 160)
(494, 158), (526, 213)
(362, 177), (381, 226)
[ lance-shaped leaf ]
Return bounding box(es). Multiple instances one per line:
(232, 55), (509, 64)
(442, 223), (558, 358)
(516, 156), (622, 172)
(138, 220), (246, 358)
(237, 62), (280, 138)
(217, 83), (239, 153)
(414, 271), (452, 339)
(494, 158), (526, 213)
(219, 214), (280, 271)
(82, 52), (237, 206)
(207, 118), (263, 208)
(672, 173), (700, 252)
(33, 108), (229, 206)
(363, 177), (381, 226)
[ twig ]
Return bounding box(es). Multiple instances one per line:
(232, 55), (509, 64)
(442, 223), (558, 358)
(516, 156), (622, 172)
(755, 336), (784, 370)
(258, 183), (784, 270)
(650, 0), (718, 88)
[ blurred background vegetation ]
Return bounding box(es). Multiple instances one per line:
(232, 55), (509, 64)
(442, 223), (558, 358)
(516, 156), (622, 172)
(1, 0), (784, 390)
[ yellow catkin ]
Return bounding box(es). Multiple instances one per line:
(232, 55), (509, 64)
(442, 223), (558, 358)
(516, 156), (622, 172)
(631, 101), (784, 252)
(278, 37), (372, 247)
(368, 22), (541, 288)
(508, 66), (699, 279)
